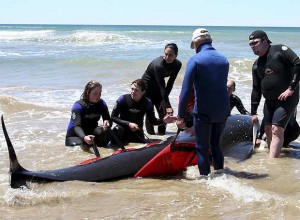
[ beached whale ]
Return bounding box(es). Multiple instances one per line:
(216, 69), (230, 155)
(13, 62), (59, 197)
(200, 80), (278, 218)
(1, 114), (254, 189)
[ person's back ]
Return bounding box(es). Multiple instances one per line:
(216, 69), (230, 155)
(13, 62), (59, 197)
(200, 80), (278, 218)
(177, 28), (230, 176)
(190, 43), (230, 122)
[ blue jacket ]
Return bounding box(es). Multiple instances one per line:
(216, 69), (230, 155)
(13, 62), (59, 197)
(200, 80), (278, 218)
(178, 43), (230, 122)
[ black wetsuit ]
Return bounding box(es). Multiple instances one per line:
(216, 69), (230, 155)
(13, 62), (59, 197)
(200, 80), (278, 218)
(251, 44), (300, 128)
(142, 56), (182, 135)
(111, 94), (163, 143)
(65, 99), (111, 147)
(230, 94), (250, 115)
(258, 111), (300, 147)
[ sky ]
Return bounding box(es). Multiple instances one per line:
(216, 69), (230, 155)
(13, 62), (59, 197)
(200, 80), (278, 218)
(1, 0), (300, 27)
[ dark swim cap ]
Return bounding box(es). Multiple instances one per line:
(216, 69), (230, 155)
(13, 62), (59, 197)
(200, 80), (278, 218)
(249, 30), (272, 44)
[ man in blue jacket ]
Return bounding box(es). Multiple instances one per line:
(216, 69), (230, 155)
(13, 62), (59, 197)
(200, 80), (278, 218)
(177, 28), (230, 176)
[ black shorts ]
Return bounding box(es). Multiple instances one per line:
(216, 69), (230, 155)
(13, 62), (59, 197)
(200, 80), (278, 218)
(263, 92), (299, 128)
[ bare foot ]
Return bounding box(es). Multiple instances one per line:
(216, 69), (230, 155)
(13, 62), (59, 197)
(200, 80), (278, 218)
(255, 138), (261, 148)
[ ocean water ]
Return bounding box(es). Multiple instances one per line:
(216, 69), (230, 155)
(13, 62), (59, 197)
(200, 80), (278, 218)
(0, 24), (299, 219)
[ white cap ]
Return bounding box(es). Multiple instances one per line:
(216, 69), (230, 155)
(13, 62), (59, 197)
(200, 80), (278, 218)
(190, 28), (211, 49)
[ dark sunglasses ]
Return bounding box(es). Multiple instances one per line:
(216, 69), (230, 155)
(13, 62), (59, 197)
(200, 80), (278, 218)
(249, 40), (261, 47)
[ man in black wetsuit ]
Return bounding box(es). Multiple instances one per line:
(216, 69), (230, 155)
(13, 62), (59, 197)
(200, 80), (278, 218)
(142, 43), (182, 135)
(111, 79), (177, 144)
(227, 80), (250, 115)
(249, 30), (300, 158)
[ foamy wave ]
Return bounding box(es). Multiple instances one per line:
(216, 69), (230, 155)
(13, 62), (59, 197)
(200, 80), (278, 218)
(0, 30), (54, 41)
(205, 175), (285, 203)
(184, 166), (285, 205)
(0, 30), (151, 46)
(65, 31), (145, 46)
(2, 186), (68, 206)
(228, 58), (254, 81)
(129, 30), (186, 34)
(1, 182), (105, 206)
(0, 51), (21, 57)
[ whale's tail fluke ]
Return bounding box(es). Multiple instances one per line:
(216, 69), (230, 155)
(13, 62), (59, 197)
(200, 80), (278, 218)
(1, 115), (28, 188)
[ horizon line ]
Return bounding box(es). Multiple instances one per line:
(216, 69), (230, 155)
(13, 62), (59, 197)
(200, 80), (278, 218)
(1, 23), (299, 28)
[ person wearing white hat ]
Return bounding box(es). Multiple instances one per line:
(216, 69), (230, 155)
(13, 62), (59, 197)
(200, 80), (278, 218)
(176, 28), (230, 176)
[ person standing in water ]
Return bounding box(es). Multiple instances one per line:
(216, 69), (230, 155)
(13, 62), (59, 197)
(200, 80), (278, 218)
(142, 43), (182, 135)
(177, 28), (230, 176)
(248, 30), (300, 158)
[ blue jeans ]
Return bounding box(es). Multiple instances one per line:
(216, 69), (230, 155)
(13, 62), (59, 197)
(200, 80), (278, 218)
(193, 113), (227, 175)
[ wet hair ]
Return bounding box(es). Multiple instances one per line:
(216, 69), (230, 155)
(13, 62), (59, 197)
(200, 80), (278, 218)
(165, 43), (178, 55)
(81, 80), (102, 102)
(131, 79), (147, 92)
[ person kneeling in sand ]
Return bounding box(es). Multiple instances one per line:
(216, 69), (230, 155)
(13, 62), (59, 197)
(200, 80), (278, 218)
(65, 80), (112, 148)
(111, 79), (177, 145)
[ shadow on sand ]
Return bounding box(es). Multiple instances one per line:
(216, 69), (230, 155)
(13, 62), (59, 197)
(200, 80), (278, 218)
(223, 167), (268, 179)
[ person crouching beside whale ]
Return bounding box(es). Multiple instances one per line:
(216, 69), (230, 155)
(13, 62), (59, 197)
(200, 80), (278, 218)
(111, 79), (177, 144)
(65, 80), (111, 148)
